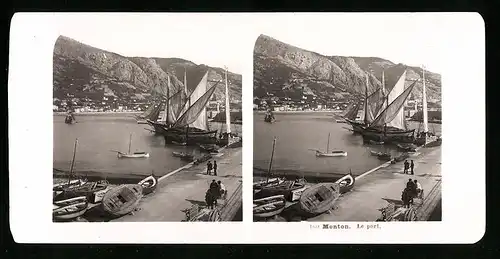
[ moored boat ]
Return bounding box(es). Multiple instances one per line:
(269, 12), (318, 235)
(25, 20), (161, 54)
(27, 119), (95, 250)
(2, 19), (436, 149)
(53, 196), (89, 221)
(335, 173), (355, 194)
(298, 182), (340, 215)
(315, 150), (347, 157)
(253, 177), (285, 190)
(369, 140), (385, 145)
(377, 153), (392, 161)
(138, 174), (158, 195)
(101, 184), (143, 218)
(396, 143), (418, 152)
(172, 151), (194, 161)
(256, 180), (306, 201)
(253, 195), (286, 218)
(54, 180), (110, 203)
(115, 133), (150, 159)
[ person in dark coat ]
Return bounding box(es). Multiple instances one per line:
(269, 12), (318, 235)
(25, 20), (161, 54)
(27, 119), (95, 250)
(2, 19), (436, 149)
(207, 161), (213, 175)
(406, 179), (416, 205)
(401, 187), (411, 208)
(404, 160), (409, 174)
(213, 161), (218, 176)
(205, 189), (214, 209)
(209, 180), (220, 206)
(410, 160), (415, 175)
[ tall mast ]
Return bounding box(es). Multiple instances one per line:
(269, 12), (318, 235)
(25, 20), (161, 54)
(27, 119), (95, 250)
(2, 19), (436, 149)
(164, 75), (170, 125)
(267, 137), (277, 183)
(422, 65), (428, 133)
(326, 132), (330, 153)
(382, 70), (388, 107)
(68, 138), (78, 184)
(184, 67), (188, 96)
(225, 67), (231, 134)
(364, 73), (369, 125)
(128, 133), (132, 154)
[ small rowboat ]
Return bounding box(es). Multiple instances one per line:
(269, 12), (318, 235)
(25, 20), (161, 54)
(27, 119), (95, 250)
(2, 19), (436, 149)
(335, 173), (355, 194)
(370, 150), (382, 156)
(257, 180), (306, 201)
(335, 119), (347, 123)
(53, 196), (89, 221)
(396, 143), (418, 152)
(101, 184), (143, 218)
(54, 180), (110, 203)
(369, 140), (385, 145)
(315, 150), (347, 157)
(138, 174), (158, 195)
(253, 195), (286, 218)
(53, 179), (87, 192)
(172, 151), (194, 161)
(117, 152), (150, 158)
(377, 153), (392, 161)
(171, 141), (187, 146)
(198, 144), (220, 153)
(299, 182), (340, 215)
(253, 177), (286, 190)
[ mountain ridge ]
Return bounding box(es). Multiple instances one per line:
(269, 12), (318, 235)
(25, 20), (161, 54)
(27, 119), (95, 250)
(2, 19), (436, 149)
(253, 34), (441, 103)
(53, 35), (242, 106)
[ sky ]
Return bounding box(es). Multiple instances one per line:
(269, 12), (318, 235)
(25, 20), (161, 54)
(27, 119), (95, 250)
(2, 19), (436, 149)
(54, 13), (450, 74)
(251, 13), (447, 73)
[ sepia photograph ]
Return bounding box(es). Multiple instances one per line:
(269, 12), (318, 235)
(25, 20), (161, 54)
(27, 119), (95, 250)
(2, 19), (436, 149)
(51, 19), (243, 222)
(253, 30), (442, 222)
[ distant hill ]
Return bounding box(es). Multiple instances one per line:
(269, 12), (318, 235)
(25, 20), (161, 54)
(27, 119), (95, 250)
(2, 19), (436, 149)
(53, 36), (242, 105)
(253, 34), (441, 102)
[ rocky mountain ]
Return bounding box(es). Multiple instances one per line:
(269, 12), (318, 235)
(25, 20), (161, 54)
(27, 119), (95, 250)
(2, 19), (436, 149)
(253, 34), (441, 103)
(53, 36), (242, 105)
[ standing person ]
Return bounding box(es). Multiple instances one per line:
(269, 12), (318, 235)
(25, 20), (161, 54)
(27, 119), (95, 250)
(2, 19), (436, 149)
(410, 160), (415, 175)
(414, 179), (423, 199)
(406, 179), (415, 205)
(210, 180), (219, 207)
(213, 161), (218, 176)
(205, 189), (214, 209)
(207, 161), (212, 175)
(401, 187), (411, 208)
(403, 160), (409, 174)
(218, 180), (226, 200)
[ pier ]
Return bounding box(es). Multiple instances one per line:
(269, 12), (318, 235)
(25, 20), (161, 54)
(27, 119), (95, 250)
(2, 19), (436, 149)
(308, 146), (442, 221)
(112, 146), (242, 222)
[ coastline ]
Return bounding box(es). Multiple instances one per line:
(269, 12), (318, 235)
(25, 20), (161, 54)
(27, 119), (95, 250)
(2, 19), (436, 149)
(254, 110), (343, 114)
(53, 111), (142, 116)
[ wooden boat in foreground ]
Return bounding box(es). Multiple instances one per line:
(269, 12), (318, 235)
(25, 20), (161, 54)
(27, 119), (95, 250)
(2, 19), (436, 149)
(335, 173), (355, 194)
(138, 175), (158, 195)
(54, 180), (110, 203)
(253, 177), (286, 190)
(253, 195), (286, 218)
(53, 196), (89, 221)
(257, 180), (306, 201)
(101, 184), (143, 218)
(299, 183), (340, 215)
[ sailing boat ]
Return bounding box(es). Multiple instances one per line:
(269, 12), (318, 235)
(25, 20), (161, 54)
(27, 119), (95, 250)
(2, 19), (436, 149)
(53, 139), (87, 198)
(159, 70), (221, 144)
(114, 133), (150, 158)
(414, 65), (442, 147)
(135, 101), (163, 124)
(313, 133), (347, 157)
(217, 67), (241, 146)
(360, 70), (418, 143)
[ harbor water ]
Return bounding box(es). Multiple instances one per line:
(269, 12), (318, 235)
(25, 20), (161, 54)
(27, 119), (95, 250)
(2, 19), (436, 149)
(253, 111), (441, 180)
(54, 113), (242, 177)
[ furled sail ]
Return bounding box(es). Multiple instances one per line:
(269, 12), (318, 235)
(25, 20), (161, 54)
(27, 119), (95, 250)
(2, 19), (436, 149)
(369, 80), (417, 129)
(343, 102), (361, 121)
(366, 88), (385, 123)
(167, 89), (188, 123)
(172, 80), (220, 128)
(385, 70), (407, 129)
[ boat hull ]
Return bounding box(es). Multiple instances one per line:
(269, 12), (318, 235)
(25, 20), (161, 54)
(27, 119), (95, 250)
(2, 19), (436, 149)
(117, 152), (150, 158)
(53, 197), (89, 221)
(253, 195), (286, 218)
(298, 182), (340, 215)
(256, 181), (306, 201)
(138, 175), (158, 195)
(316, 151), (347, 157)
(101, 184), (143, 218)
(160, 126), (219, 145)
(335, 174), (355, 194)
(54, 181), (109, 203)
(360, 128), (416, 143)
